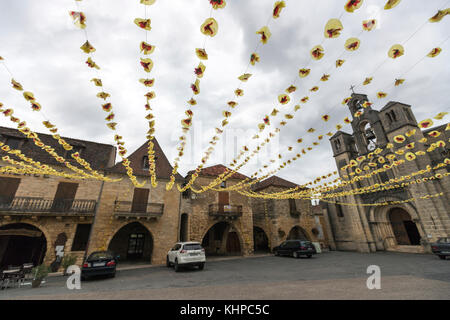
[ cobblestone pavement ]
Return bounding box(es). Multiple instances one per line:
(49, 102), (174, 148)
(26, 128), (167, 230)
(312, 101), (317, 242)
(1, 251), (449, 300)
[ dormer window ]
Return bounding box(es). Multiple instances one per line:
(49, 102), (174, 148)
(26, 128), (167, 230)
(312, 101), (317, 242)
(142, 155), (158, 170)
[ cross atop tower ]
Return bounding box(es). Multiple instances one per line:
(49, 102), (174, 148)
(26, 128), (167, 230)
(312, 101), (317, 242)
(349, 85), (356, 94)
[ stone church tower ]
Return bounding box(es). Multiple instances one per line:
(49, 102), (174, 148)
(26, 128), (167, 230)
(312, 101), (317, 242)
(323, 93), (450, 253)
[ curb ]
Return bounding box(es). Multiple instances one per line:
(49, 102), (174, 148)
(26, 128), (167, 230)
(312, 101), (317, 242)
(47, 253), (274, 276)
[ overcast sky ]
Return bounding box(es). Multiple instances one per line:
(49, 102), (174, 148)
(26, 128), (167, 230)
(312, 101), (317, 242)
(0, 0), (449, 186)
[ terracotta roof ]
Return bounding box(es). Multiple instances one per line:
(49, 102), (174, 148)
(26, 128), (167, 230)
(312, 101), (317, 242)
(106, 138), (184, 181)
(252, 175), (305, 192)
(0, 126), (116, 170)
(186, 164), (249, 180)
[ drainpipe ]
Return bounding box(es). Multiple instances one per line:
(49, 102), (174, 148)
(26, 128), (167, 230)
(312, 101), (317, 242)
(83, 177), (106, 262)
(177, 187), (182, 242)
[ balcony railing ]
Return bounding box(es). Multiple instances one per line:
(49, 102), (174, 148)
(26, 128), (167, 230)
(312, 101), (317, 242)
(0, 196), (97, 215)
(209, 204), (242, 219)
(113, 201), (164, 219)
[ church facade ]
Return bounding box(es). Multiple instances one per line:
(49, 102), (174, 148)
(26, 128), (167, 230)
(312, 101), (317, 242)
(322, 93), (449, 254)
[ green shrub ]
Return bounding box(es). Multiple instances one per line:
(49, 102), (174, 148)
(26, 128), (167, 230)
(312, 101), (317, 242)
(32, 264), (50, 280)
(61, 254), (78, 272)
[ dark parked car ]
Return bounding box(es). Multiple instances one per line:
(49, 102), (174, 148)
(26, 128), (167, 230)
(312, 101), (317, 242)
(273, 240), (316, 258)
(431, 237), (450, 260)
(81, 251), (119, 280)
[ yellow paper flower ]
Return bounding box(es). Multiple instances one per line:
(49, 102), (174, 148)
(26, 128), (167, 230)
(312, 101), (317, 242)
(278, 94), (290, 105)
(299, 68), (311, 78)
(145, 92), (156, 100)
(209, 0), (226, 9)
(324, 19), (343, 38)
(384, 0), (401, 10)
(140, 41), (155, 54)
(363, 77), (373, 85)
(310, 86), (319, 92)
(405, 129), (416, 137)
(134, 18), (151, 31)
(322, 115), (330, 122)
(377, 92), (387, 99)
(194, 62), (206, 78)
(69, 11), (87, 29)
(140, 58), (153, 73)
(256, 26), (271, 44)
(405, 152), (416, 161)
(181, 118), (192, 128)
(238, 73), (252, 82)
(388, 44), (404, 59)
(345, 37), (361, 51)
(362, 19), (377, 31)
(336, 59), (345, 67)
(250, 53), (260, 65)
(429, 9), (450, 23)
(310, 45), (325, 60)
(320, 74), (330, 81)
(11, 79), (23, 91)
(196, 48), (208, 60)
(228, 101), (237, 108)
(427, 47), (442, 57)
(191, 79), (200, 95)
(345, 0), (363, 13)
(394, 78), (405, 86)
(141, 0), (156, 5)
(294, 105), (301, 111)
(285, 85), (296, 93)
(418, 119), (433, 129)
(139, 78), (155, 87)
(235, 88), (244, 97)
(106, 122), (117, 130)
(427, 131), (440, 138)
(97, 92), (110, 100)
(434, 112), (448, 120)
(201, 17), (219, 37)
(394, 135), (406, 143)
(80, 40), (95, 54)
(102, 103), (112, 112)
(273, 1), (286, 19)
(86, 57), (100, 69)
(271, 108), (279, 116)
(342, 97), (351, 105)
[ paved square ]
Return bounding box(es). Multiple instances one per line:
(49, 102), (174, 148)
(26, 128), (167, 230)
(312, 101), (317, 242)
(1, 251), (449, 300)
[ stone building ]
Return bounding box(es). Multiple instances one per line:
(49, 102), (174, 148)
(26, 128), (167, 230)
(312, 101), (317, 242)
(0, 125), (326, 270)
(323, 93), (450, 253)
(250, 176), (320, 251)
(0, 126), (115, 269)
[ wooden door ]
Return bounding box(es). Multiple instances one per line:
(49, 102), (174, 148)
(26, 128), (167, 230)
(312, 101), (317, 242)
(226, 232), (240, 254)
(0, 177), (21, 205)
(127, 233), (145, 259)
(218, 191), (229, 213)
(52, 182), (78, 211)
(131, 188), (150, 213)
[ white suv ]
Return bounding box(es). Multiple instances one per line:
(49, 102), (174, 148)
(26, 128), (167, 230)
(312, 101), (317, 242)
(166, 242), (206, 272)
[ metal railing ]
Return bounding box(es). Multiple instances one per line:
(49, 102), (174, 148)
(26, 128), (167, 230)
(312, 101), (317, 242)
(208, 204), (243, 217)
(113, 201), (164, 216)
(0, 196), (96, 214)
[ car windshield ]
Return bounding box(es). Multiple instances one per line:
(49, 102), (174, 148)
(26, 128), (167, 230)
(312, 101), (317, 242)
(437, 238), (450, 243)
(183, 244), (202, 250)
(89, 252), (113, 260)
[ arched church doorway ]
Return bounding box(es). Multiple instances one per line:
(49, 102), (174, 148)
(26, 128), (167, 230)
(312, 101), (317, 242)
(389, 208), (421, 245)
(0, 223), (47, 269)
(180, 213), (188, 242)
(253, 226), (269, 253)
(108, 222), (153, 262)
(287, 226), (309, 241)
(202, 222), (242, 256)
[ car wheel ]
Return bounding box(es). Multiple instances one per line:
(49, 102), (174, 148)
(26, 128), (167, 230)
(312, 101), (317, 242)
(174, 259), (180, 272)
(306, 254), (312, 258)
(198, 263), (205, 270)
(293, 252), (299, 259)
(438, 255), (446, 260)
(166, 256), (171, 267)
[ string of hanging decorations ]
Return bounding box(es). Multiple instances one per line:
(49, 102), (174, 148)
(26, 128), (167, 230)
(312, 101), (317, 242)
(70, 0), (145, 187)
(177, 0), (288, 193)
(135, 0), (159, 188)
